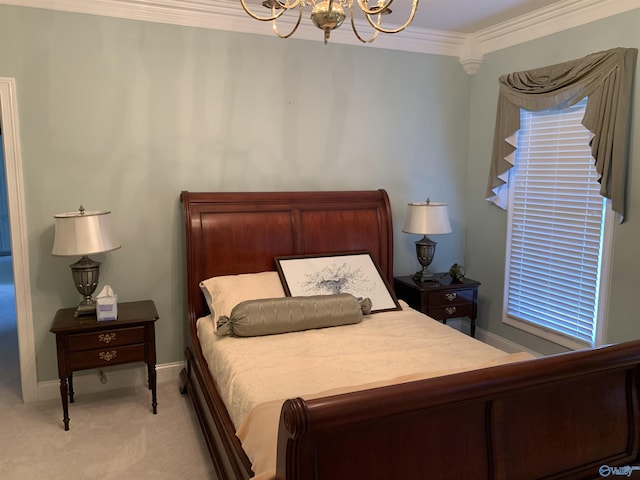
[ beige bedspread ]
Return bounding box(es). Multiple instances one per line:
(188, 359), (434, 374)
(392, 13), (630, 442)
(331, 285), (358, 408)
(238, 351), (534, 480)
(196, 301), (534, 478)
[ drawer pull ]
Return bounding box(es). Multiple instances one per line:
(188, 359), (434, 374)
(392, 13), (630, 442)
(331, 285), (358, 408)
(99, 350), (118, 362)
(98, 333), (117, 344)
(445, 293), (457, 301)
(445, 306), (457, 315)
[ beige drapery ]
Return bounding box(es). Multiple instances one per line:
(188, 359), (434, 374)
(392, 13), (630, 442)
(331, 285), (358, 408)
(486, 47), (637, 221)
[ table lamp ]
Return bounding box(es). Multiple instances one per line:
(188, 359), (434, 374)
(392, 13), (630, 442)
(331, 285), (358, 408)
(402, 199), (452, 282)
(52, 206), (120, 316)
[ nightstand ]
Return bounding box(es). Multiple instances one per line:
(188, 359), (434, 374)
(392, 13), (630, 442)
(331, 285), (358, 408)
(50, 300), (159, 431)
(394, 275), (480, 337)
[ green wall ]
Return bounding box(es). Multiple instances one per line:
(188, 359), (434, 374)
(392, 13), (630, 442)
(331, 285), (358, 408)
(465, 10), (640, 355)
(4, 4), (637, 382)
(0, 6), (471, 382)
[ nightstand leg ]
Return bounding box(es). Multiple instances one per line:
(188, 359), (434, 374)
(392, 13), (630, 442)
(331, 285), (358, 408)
(68, 373), (74, 403)
(148, 364), (157, 414)
(471, 318), (476, 338)
(59, 378), (70, 431)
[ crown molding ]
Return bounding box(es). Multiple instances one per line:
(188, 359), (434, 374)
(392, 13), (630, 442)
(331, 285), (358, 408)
(475, 0), (640, 54)
(0, 0), (466, 55)
(1, 0), (639, 75)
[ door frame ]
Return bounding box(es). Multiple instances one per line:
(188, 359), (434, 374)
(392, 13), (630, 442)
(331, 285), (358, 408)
(0, 77), (36, 402)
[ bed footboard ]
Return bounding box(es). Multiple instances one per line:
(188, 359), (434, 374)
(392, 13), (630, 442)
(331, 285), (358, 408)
(276, 340), (640, 480)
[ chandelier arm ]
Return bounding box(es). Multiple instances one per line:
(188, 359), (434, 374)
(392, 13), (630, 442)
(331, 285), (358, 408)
(366, 0), (418, 34)
(356, 0), (394, 16)
(349, 6), (379, 43)
(239, 0), (288, 21)
(272, 5), (304, 38)
(276, 0), (304, 9)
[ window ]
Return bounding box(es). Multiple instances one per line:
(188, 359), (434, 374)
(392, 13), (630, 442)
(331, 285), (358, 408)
(502, 99), (612, 349)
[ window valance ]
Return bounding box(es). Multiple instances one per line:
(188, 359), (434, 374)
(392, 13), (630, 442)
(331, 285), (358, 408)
(486, 47), (638, 221)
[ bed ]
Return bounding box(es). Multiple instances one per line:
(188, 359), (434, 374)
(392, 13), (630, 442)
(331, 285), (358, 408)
(179, 189), (640, 480)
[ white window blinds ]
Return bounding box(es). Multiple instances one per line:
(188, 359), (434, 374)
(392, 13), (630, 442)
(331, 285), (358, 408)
(505, 100), (606, 346)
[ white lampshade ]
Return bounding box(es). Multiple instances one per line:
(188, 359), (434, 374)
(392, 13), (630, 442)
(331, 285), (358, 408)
(52, 208), (121, 256)
(402, 202), (452, 235)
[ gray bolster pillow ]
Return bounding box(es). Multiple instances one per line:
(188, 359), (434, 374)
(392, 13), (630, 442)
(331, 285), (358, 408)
(216, 293), (372, 337)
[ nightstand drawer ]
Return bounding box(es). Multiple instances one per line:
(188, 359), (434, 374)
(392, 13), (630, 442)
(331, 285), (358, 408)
(68, 344), (146, 370)
(428, 288), (475, 307)
(428, 304), (474, 321)
(67, 327), (145, 352)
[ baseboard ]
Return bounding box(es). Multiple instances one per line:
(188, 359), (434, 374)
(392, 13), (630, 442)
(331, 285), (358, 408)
(447, 319), (542, 357)
(474, 328), (542, 357)
(35, 361), (185, 403)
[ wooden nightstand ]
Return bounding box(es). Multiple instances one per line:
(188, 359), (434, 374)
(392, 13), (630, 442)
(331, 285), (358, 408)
(394, 275), (480, 337)
(50, 300), (159, 431)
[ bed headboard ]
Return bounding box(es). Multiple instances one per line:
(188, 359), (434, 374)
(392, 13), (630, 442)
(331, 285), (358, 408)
(181, 190), (394, 324)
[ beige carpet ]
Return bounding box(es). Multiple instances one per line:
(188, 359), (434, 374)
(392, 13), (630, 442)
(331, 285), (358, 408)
(0, 375), (218, 479)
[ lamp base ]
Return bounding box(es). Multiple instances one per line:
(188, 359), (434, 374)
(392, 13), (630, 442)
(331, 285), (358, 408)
(413, 236), (439, 283)
(413, 268), (438, 283)
(74, 300), (97, 317)
(70, 255), (101, 318)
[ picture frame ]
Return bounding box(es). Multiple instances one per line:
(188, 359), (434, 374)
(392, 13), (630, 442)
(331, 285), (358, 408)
(275, 251), (400, 313)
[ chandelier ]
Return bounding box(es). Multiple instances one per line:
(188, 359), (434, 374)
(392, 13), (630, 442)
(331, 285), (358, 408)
(239, 0), (420, 44)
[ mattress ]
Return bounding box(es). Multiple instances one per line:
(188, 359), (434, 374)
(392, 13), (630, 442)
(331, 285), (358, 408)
(197, 301), (519, 429)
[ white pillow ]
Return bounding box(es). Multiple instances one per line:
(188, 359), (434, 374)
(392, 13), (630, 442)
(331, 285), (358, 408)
(199, 271), (285, 323)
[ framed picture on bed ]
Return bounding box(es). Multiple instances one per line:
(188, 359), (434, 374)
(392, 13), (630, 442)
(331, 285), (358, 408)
(275, 252), (401, 313)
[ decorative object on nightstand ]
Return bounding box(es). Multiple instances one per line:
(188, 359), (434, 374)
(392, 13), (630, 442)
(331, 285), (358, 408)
(402, 199), (452, 283)
(394, 275), (480, 337)
(52, 206), (120, 317)
(448, 263), (465, 282)
(50, 300), (159, 431)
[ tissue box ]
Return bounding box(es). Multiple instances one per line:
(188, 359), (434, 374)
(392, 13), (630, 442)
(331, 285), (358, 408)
(96, 294), (118, 321)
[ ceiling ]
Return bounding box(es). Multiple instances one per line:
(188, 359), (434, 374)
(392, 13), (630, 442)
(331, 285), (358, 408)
(236, 0), (568, 33)
(235, 0), (570, 34)
(381, 0), (565, 33)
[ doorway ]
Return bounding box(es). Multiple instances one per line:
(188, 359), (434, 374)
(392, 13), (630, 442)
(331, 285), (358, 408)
(0, 77), (36, 402)
(0, 250), (19, 399)
(0, 130), (19, 399)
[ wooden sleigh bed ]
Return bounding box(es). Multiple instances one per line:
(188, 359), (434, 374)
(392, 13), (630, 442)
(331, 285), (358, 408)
(179, 189), (640, 480)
